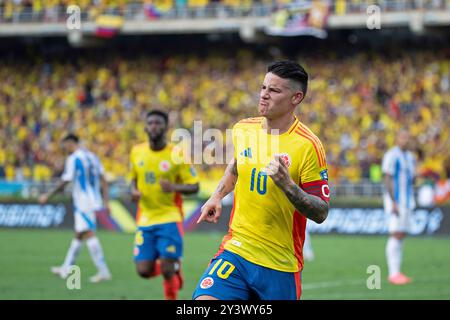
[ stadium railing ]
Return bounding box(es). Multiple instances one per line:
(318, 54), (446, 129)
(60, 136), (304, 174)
(0, 3), (273, 24)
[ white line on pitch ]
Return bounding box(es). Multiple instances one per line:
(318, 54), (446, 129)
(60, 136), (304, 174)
(303, 279), (365, 290)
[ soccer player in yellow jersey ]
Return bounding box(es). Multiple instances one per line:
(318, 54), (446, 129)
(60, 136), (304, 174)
(193, 61), (330, 300)
(130, 110), (199, 300)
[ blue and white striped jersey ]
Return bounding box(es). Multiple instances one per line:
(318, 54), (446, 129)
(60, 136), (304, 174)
(382, 146), (416, 211)
(61, 148), (105, 213)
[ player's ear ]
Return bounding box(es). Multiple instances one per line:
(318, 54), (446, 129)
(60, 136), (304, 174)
(292, 91), (304, 105)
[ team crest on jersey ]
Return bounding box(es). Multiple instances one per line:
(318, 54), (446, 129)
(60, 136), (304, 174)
(159, 160), (171, 172)
(279, 153), (291, 168)
(320, 169), (328, 181)
(200, 277), (214, 289)
(138, 160), (144, 167)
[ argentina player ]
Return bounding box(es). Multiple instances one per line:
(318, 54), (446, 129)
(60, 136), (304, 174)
(39, 134), (111, 283)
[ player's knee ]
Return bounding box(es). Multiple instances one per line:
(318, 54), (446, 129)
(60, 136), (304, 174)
(160, 261), (175, 279)
(136, 265), (153, 278)
(137, 269), (152, 278)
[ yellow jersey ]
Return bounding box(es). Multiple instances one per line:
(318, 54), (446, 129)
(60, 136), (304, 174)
(130, 142), (199, 227)
(219, 117), (330, 272)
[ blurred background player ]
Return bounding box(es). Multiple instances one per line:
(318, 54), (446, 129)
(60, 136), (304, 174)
(194, 61), (329, 300)
(382, 129), (416, 285)
(39, 134), (112, 283)
(303, 228), (314, 262)
(130, 110), (199, 300)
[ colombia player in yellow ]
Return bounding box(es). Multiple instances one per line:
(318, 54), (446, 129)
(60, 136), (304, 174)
(130, 110), (199, 300)
(193, 61), (330, 300)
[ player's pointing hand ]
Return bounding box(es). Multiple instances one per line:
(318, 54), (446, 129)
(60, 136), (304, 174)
(197, 196), (222, 224)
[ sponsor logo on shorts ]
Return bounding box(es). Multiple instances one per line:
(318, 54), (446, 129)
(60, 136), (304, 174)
(200, 277), (214, 289)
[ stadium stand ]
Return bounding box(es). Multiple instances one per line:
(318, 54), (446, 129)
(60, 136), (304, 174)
(0, 43), (449, 186)
(0, 0), (449, 199)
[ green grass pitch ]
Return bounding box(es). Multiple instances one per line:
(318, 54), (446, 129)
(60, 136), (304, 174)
(0, 229), (449, 300)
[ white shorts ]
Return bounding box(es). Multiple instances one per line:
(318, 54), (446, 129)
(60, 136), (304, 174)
(74, 208), (97, 233)
(387, 207), (411, 234)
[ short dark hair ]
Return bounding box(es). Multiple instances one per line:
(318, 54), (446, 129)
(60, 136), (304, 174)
(267, 60), (308, 96)
(62, 133), (79, 143)
(146, 110), (169, 125)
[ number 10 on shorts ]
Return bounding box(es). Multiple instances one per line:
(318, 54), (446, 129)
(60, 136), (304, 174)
(208, 259), (235, 279)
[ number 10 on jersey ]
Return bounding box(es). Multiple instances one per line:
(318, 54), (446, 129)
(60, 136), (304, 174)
(249, 168), (267, 195)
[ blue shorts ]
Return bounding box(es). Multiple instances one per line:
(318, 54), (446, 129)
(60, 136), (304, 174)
(133, 222), (183, 262)
(192, 250), (301, 300)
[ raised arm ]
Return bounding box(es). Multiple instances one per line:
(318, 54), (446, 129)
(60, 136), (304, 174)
(282, 180), (329, 224)
(265, 155), (328, 224)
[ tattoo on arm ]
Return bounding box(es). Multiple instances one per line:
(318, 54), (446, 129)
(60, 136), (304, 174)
(214, 159), (238, 199)
(284, 182), (329, 224)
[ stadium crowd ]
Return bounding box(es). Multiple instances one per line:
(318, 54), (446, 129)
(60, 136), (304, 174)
(1, 0), (449, 23)
(0, 47), (449, 187)
(0, 0), (273, 22)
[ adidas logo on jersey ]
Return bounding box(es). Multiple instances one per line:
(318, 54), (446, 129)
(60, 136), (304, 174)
(240, 148), (253, 158)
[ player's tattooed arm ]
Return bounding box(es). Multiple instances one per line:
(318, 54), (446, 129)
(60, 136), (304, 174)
(265, 155), (328, 224)
(197, 158), (237, 224)
(283, 182), (329, 224)
(214, 157), (238, 199)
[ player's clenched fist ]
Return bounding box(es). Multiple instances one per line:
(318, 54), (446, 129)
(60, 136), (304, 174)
(197, 196), (222, 224)
(264, 155), (292, 189)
